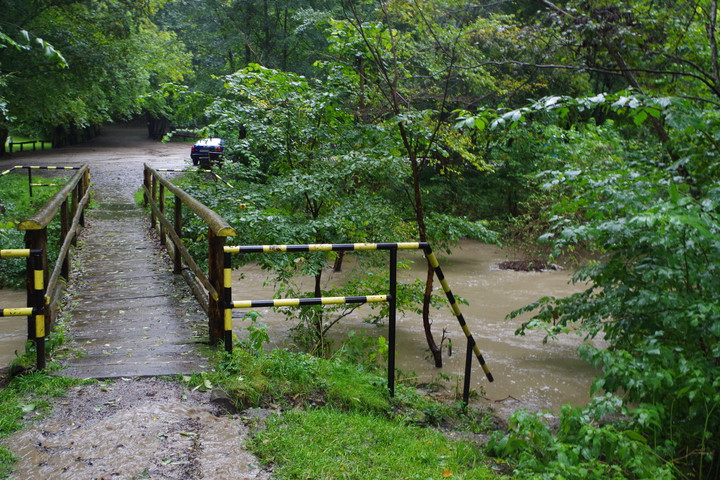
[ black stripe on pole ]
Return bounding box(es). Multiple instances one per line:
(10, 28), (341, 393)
(423, 245), (493, 383)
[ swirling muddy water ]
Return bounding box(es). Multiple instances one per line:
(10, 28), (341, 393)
(0, 289), (27, 367)
(231, 240), (600, 419)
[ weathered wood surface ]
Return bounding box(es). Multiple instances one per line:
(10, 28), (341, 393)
(59, 202), (210, 379)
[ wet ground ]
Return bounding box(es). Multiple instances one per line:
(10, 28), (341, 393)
(1, 125), (273, 479)
(8, 378), (273, 479)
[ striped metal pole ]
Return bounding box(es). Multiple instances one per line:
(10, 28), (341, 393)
(223, 250), (233, 353)
(423, 245), (493, 382)
(31, 250), (46, 369)
(231, 295), (389, 309)
(388, 246), (397, 397)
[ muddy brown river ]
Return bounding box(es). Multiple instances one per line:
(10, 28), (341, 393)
(0, 289), (27, 367)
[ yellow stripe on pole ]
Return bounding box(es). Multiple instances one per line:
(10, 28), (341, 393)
(223, 268), (232, 288)
(225, 246), (240, 254)
(365, 295), (388, 303)
(273, 298), (301, 306)
(34, 270), (44, 290)
(35, 315), (45, 337)
(307, 244), (333, 251)
(352, 243), (378, 250)
(426, 252), (440, 268)
(1, 307), (34, 317)
(439, 278), (452, 294)
(397, 242), (421, 250)
(461, 324), (471, 338)
(321, 297), (347, 305)
(0, 249), (31, 258)
(233, 300), (252, 309)
(224, 309), (233, 331)
(264, 245), (287, 252)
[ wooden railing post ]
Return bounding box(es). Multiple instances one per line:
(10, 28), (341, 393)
(143, 166), (151, 208)
(173, 196), (182, 274)
(208, 228), (225, 345)
(60, 199), (70, 278)
(159, 184), (166, 245)
(150, 175), (158, 228)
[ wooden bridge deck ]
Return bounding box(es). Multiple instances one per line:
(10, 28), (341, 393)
(58, 199), (210, 379)
(2, 124), (213, 379)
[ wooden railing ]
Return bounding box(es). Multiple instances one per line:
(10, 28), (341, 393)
(142, 164), (236, 345)
(17, 165), (91, 357)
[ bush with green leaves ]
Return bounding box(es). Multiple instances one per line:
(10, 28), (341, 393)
(509, 146), (720, 477)
(488, 400), (676, 480)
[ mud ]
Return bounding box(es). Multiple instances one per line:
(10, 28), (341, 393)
(5, 377), (274, 479)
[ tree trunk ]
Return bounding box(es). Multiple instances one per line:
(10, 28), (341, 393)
(333, 251), (345, 272)
(0, 127), (8, 156)
(405, 130), (443, 368)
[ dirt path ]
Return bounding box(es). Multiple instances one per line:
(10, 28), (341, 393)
(8, 378), (273, 479)
(1, 125), (274, 479)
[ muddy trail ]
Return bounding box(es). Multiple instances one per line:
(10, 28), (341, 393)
(1, 125), (274, 479)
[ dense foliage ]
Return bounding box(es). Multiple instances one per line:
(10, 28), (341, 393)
(4, 0), (720, 478)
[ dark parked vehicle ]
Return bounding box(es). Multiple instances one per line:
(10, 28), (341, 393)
(190, 138), (224, 166)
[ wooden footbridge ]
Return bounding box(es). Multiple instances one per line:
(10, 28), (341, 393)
(1, 160), (492, 400)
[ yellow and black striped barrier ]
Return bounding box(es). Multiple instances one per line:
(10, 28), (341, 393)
(223, 241), (493, 402)
(1, 165), (82, 197)
(0, 248), (47, 370)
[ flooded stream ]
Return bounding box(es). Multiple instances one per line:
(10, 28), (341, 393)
(0, 289), (28, 367)
(231, 240), (600, 418)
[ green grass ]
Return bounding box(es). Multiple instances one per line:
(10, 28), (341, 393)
(251, 408), (496, 480)
(184, 344), (500, 479)
(0, 170), (66, 288)
(0, 373), (89, 478)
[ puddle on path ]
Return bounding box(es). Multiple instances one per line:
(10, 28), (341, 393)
(0, 289), (28, 367)
(230, 240), (600, 418)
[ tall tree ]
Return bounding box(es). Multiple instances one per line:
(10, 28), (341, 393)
(0, 0), (191, 146)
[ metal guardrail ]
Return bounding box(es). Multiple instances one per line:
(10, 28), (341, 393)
(223, 242), (494, 403)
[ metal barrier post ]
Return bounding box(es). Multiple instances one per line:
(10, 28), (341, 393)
(27, 167), (33, 197)
(32, 250), (46, 370)
(223, 250), (233, 353)
(388, 247), (397, 397)
(24, 230), (48, 337)
(463, 338), (473, 404)
(208, 228), (226, 344)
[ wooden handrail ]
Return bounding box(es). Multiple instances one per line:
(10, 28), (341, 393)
(18, 165), (90, 230)
(144, 165), (235, 236)
(13, 165), (90, 365)
(143, 164), (236, 345)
